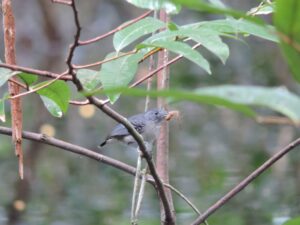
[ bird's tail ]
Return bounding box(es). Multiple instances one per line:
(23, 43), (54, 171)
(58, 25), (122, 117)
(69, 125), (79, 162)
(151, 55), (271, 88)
(98, 140), (107, 148)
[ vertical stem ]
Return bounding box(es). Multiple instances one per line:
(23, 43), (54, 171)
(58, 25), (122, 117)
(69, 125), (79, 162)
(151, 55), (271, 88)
(2, 0), (24, 179)
(156, 10), (175, 225)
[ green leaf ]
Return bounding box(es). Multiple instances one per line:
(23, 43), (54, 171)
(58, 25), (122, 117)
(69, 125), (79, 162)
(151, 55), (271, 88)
(283, 217), (300, 225)
(0, 67), (14, 87)
(147, 27), (229, 63)
(39, 96), (63, 117)
(274, 0), (300, 82)
(126, 0), (181, 14)
(98, 52), (144, 104)
(142, 40), (211, 74)
(196, 85), (300, 123)
(35, 80), (70, 117)
(0, 98), (5, 122)
(95, 87), (255, 117)
(113, 17), (165, 52)
(167, 22), (179, 31)
(18, 72), (38, 86)
(77, 69), (99, 91)
(187, 18), (278, 42)
(96, 85), (300, 122)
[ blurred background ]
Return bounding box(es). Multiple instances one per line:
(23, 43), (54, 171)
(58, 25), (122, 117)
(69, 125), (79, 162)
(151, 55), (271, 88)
(0, 0), (299, 225)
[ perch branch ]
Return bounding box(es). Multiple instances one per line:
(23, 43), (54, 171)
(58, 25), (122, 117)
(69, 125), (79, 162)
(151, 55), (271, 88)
(66, 1), (174, 223)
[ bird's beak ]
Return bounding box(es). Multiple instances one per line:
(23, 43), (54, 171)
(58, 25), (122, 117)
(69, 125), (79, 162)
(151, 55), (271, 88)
(165, 110), (180, 121)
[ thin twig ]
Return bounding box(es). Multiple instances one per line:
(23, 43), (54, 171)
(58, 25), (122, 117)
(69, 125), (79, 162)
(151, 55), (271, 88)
(69, 99), (89, 105)
(73, 50), (137, 69)
(51, 0), (71, 5)
(190, 137), (300, 225)
(8, 78), (27, 89)
(163, 183), (209, 225)
(78, 10), (153, 46)
(9, 72), (67, 99)
(0, 63), (72, 80)
(131, 152), (143, 225)
(256, 115), (298, 126)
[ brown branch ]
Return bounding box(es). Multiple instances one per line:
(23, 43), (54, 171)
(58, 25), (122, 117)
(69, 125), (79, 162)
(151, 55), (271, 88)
(0, 63), (72, 80)
(156, 10), (175, 225)
(69, 99), (89, 105)
(190, 137), (300, 225)
(51, 0), (72, 5)
(256, 115), (299, 126)
(78, 10), (153, 46)
(2, 0), (23, 179)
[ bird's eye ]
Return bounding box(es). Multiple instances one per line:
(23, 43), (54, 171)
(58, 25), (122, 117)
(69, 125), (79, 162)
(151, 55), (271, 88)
(155, 111), (159, 115)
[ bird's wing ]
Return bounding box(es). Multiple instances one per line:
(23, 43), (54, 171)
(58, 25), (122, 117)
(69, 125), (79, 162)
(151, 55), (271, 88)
(109, 114), (145, 137)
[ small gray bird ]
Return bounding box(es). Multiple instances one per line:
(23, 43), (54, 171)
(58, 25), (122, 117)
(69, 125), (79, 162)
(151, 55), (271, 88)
(99, 108), (168, 150)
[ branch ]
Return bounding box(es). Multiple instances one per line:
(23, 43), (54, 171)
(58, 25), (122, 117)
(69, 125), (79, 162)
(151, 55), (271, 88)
(156, 9), (175, 225)
(51, 0), (72, 5)
(66, 1), (174, 221)
(190, 137), (300, 225)
(3, 0), (23, 179)
(0, 63), (72, 80)
(0, 125), (201, 219)
(78, 10), (153, 46)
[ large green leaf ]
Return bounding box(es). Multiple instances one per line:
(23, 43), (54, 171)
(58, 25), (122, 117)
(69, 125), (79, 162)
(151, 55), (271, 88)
(141, 40), (211, 74)
(126, 0), (181, 14)
(0, 67), (14, 87)
(196, 85), (300, 123)
(98, 52), (144, 104)
(96, 87), (255, 117)
(186, 18), (278, 42)
(97, 85), (300, 123)
(77, 69), (99, 91)
(145, 27), (229, 63)
(18, 72), (38, 86)
(35, 80), (70, 117)
(113, 17), (165, 52)
(274, 0), (300, 82)
(283, 217), (300, 225)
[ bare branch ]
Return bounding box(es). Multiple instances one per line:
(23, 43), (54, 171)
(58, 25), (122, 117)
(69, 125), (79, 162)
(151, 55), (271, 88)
(0, 63), (72, 80)
(0, 125), (201, 219)
(190, 137), (300, 225)
(2, 0), (23, 179)
(51, 0), (71, 5)
(78, 10), (153, 46)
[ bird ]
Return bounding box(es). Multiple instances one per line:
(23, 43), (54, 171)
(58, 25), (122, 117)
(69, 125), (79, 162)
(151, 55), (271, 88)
(99, 108), (168, 151)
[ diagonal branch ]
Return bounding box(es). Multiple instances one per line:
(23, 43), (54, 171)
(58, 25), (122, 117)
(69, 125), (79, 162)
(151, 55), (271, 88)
(78, 10), (153, 46)
(66, 1), (174, 222)
(190, 137), (300, 225)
